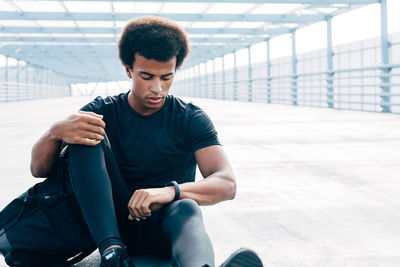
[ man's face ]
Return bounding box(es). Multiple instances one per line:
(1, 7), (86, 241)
(126, 53), (176, 115)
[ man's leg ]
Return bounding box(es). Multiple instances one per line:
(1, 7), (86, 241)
(67, 135), (130, 255)
(161, 199), (215, 267)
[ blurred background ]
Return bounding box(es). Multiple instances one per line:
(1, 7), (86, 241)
(1, 1), (400, 266)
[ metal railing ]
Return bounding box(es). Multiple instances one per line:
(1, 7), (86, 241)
(0, 82), (71, 102)
(173, 64), (400, 114)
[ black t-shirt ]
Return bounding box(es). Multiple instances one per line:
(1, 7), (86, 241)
(80, 92), (220, 190)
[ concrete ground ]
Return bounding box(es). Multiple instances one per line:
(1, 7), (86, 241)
(0, 96), (399, 266)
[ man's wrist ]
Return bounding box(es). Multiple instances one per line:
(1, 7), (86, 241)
(49, 123), (62, 142)
(165, 181), (180, 201)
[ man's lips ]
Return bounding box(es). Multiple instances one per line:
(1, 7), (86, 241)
(147, 96), (163, 104)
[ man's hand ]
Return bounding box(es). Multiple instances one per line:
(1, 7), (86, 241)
(50, 111), (106, 146)
(127, 186), (175, 221)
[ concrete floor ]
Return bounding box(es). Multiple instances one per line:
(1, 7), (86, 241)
(0, 96), (400, 266)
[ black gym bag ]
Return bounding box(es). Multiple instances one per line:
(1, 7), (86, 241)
(0, 147), (96, 266)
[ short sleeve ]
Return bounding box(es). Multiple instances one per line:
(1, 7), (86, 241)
(79, 96), (105, 115)
(187, 108), (221, 152)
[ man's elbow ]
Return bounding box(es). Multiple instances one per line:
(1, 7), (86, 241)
(225, 174), (237, 200)
(30, 163), (46, 178)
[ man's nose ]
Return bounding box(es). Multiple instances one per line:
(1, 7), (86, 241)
(150, 80), (162, 93)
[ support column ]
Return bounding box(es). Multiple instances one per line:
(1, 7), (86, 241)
(186, 69), (190, 97)
(5, 56), (8, 102)
(184, 69), (188, 97)
(222, 55), (226, 100)
(212, 58), (216, 99)
(233, 51), (238, 101)
(380, 0), (391, 113)
(248, 46), (253, 102)
(326, 17), (334, 108)
(26, 63), (29, 84)
(25, 63), (29, 101)
(16, 60), (20, 101)
(192, 66), (196, 97)
(40, 67), (45, 98)
(191, 67), (196, 97)
(291, 31), (298, 105)
(197, 64), (202, 98)
(266, 39), (272, 103)
(204, 62), (208, 98)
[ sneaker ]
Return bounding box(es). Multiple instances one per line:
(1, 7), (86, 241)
(100, 247), (134, 267)
(220, 248), (263, 267)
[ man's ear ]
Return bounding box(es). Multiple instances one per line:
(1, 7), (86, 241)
(125, 66), (132, 78)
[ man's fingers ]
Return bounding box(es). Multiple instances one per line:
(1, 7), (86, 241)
(82, 131), (104, 141)
(84, 139), (102, 146)
(139, 200), (152, 217)
(127, 190), (153, 220)
(78, 110), (104, 119)
(141, 198), (152, 216)
(69, 137), (101, 146)
(83, 123), (105, 136)
(84, 115), (106, 128)
(128, 191), (141, 219)
(134, 190), (151, 218)
(134, 192), (147, 218)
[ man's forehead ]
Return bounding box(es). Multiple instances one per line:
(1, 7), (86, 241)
(133, 54), (176, 74)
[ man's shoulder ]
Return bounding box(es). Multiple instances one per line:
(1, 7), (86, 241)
(81, 92), (128, 112)
(93, 92), (127, 107)
(168, 95), (202, 114)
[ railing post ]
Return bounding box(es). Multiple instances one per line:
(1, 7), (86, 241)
(25, 63), (29, 101)
(16, 60), (20, 101)
(222, 55), (226, 100)
(185, 69), (190, 97)
(193, 66), (197, 98)
(380, 0), (391, 113)
(212, 58), (216, 99)
(326, 16), (334, 108)
(291, 31), (298, 105)
(197, 64), (201, 98)
(233, 50), (238, 101)
(266, 39), (271, 103)
(5, 56), (8, 102)
(204, 62), (208, 98)
(248, 46), (253, 102)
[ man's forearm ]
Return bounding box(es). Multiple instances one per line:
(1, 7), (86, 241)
(179, 172), (236, 206)
(30, 127), (62, 178)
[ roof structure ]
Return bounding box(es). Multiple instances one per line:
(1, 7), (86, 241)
(0, 0), (378, 83)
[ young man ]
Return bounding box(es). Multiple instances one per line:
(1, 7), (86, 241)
(0, 16), (263, 267)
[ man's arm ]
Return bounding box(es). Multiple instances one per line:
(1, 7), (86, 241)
(30, 111), (106, 178)
(179, 145), (236, 205)
(127, 145), (236, 220)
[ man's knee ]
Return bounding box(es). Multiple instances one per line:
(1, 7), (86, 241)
(67, 134), (111, 160)
(164, 199), (202, 222)
(68, 142), (102, 156)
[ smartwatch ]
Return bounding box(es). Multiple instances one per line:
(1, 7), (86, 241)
(165, 180), (180, 201)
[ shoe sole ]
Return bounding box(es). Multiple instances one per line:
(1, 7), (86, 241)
(221, 248), (263, 267)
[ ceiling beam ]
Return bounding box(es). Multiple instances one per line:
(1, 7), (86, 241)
(0, 26), (291, 35)
(8, 0), (378, 3)
(0, 36), (269, 44)
(0, 11), (325, 23)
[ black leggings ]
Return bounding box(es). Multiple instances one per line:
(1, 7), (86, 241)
(67, 135), (215, 267)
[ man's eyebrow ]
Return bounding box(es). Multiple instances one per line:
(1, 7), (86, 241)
(139, 71), (174, 77)
(139, 71), (154, 76)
